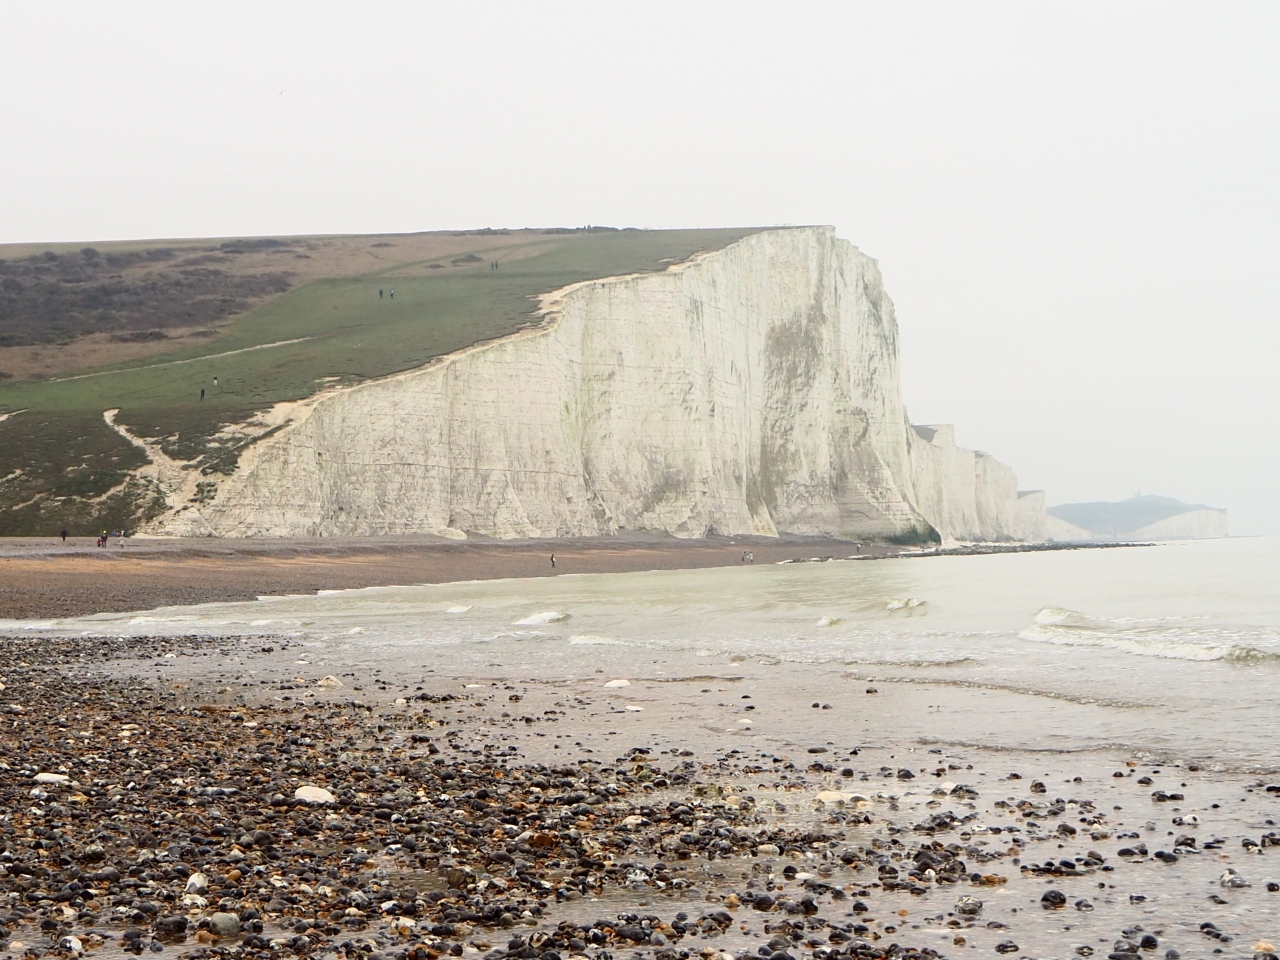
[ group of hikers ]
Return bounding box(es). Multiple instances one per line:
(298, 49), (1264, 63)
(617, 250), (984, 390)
(374, 262), (500, 304)
(57, 535), (126, 547)
(57, 529), (125, 546)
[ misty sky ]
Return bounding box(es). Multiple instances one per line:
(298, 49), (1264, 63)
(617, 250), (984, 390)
(3, 3), (1277, 533)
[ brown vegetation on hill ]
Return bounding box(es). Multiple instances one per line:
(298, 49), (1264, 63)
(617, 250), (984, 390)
(0, 245), (291, 353)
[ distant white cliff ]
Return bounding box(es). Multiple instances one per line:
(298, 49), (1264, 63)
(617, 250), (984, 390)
(1047, 495), (1227, 541)
(143, 227), (1047, 542)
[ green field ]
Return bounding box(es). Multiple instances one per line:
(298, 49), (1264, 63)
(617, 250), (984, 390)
(0, 227), (761, 535)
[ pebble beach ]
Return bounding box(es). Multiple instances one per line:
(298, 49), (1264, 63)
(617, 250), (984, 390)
(3, 621), (1279, 960)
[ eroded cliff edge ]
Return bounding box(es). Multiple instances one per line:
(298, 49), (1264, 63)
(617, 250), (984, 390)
(141, 227), (1047, 542)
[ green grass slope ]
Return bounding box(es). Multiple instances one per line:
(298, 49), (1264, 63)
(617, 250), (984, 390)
(0, 227), (762, 535)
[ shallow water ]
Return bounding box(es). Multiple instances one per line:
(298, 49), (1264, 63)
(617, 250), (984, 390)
(6, 536), (1279, 771)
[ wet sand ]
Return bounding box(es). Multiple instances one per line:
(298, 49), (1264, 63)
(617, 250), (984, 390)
(0, 536), (891, 620)
(3, 632), (1279, 960)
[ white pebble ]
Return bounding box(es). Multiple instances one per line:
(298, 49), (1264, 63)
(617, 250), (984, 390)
(295, 785), (336, 805)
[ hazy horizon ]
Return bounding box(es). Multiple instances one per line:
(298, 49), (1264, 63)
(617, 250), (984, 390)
(3, 2), (1276, 533)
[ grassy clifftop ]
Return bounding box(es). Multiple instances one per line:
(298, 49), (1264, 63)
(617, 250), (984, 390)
(0, 227), (763, 535)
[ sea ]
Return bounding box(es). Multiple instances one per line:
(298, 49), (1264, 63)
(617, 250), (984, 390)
(6, 536), (1278, 774)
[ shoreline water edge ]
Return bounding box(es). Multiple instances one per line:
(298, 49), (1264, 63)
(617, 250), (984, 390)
(0, 536), (1142, 621)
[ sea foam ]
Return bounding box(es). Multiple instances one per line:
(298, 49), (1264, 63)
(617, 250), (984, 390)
(1022, 607), (1280, 663)
(514, 611), (569, 625)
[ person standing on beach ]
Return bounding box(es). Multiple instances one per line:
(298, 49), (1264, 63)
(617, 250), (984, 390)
(60, 529), (67, 543)
(550, 554), (556, 568)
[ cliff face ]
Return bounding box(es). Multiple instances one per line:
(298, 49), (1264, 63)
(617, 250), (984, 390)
(147, 227), (1043, 542)
(1015, 491), (1050, 541)
(905, 425), (1046, 542)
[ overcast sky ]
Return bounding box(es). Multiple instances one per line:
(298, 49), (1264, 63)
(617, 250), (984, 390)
(3, 2), (1277, 533)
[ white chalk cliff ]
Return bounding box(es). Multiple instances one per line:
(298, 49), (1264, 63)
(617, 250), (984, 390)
(1045, 511), (1229, 541)
(1045, 501), (1227, 542)
(145, 227), (1047, 542)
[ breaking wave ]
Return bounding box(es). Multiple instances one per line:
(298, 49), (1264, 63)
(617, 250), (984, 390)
(513, 611), (569, 625)
(1021, 607), (1280, 663)
(840, 670), (1153, 708)
(843, 655), (978, 668)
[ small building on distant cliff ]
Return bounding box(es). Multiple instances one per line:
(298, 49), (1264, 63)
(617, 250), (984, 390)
(1046, 495), (1228, 541)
